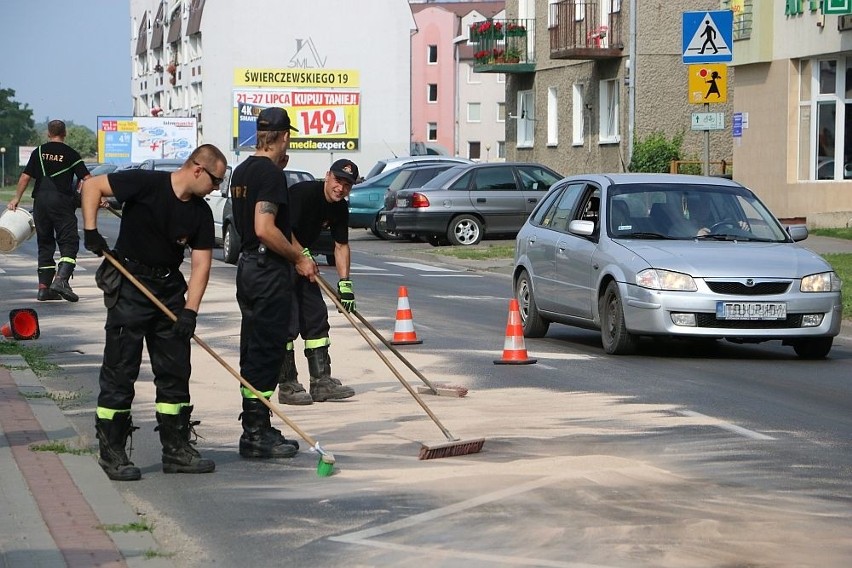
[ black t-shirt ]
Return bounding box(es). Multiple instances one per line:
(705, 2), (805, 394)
(289, 180), (349, 248)
(107, 169), (214, 269)
(23, 141), (89, 197)
(230, 156), (291, 252)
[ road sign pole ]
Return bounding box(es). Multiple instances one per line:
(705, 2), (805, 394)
(703, 103), (710, 175)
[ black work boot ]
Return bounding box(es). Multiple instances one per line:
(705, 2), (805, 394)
(238, 398), (298, 458)
(155, 406), (215, 474)
(49, 261), (79, 302)
(277, 349), (313, 405)
(37, 268), (62, 301)
(306, 347), (355, 402)
(95, 414), (142, 481)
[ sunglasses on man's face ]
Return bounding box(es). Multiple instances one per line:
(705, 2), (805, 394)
(194, 161), (225, 186)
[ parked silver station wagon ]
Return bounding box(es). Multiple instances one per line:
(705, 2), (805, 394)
(513, 173), (843, 359)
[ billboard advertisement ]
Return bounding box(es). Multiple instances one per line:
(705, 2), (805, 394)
(232, 68), (360, 152)
(97, 116), (199, 165)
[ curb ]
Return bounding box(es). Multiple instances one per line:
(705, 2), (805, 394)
(0, 353), (173, 568)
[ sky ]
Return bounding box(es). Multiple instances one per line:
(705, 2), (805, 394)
(0, 0), (131, 130)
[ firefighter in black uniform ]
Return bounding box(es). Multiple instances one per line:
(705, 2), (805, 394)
(7, 120), (91, 302)
(80, 144), (228, 481)
(278, 159), (359, 405)
(231, 107), (318, 459)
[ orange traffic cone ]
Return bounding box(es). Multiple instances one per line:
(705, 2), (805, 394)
(494, 299), (536, 365)
(1, 308), (40, 340)
(390, 286), (423, 345)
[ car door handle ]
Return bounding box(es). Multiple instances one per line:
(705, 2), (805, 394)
(476, 198), (486, 203)
(527, 235), (537, 245)
(527, 198), (538, 203)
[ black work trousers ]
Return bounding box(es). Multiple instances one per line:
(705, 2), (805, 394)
(288, 273), (331, 343)
(97, 270), (190, 411)
(236, 252), (294, 395)
(32, 190), (79, 267)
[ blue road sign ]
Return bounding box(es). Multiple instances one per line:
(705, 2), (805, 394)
(683, 11), (733, 64)
(732, 112), (743, 138)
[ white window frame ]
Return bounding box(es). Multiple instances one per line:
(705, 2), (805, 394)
(467, 102), (482, 123)
(517, 90), (535, 148)
(427, 122), (438, 141)
(468, 141), (481, 160)
(467, 65), (481, 84)
(497, 141), (506, 159)
(801, 56), (850, 181)
(547, 87), (558, 146)
(599, 79), (620, 144)
(572, 83), (585, 146)
(497, 102), (506, 123)
(427, 44), (438, 64)
(427, 83), (438, 103)
(548, 0), (559, 28)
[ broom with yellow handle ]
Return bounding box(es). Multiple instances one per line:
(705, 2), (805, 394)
(316, 275), (484, 460)
(101, 250), (336, 476)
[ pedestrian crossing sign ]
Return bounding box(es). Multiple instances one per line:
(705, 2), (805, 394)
(682, 10), (733, 64)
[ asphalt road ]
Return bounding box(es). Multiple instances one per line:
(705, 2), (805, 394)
(4, 221), (852, 567)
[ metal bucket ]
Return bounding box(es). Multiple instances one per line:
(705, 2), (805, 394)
(0, 208), (36, 253)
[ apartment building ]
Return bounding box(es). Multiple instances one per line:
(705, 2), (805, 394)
(129, 0), (415, 174)
(410, 1), (507, 160)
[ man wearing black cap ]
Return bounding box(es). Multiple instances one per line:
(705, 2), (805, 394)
(230, 106), (318, 459)
(277, 159), (359, 405)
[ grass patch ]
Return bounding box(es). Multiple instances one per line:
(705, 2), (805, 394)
(101, 520), (154, 533)
(30, 441), (92, 456)
(823, 253), (852, 319)
(0, 342), (59, 376)
(144, 550), (175, 559)
(811, 228), (852, 240)
(435, 244), (515, 260)
(0, 185), (33, 208)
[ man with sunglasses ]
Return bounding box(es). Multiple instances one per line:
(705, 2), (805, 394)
(79, 144), (228, 481)
(277, 159), (359, 405)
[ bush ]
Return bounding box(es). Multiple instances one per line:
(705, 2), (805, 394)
(629, 132), (684, 173)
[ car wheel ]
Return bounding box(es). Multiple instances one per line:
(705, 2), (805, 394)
(516, 269), (549, 338)
(447, 215), (483, 246)
(325, 254), (336, 266)
(792, 337), (833, 359)
(599, 281), (638, 355)
(223, 223), (240, 265)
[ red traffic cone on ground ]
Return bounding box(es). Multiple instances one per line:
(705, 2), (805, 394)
(1, 308), (40, 340)
(390, 286), (423, 345)
(494, 299), (536, 365)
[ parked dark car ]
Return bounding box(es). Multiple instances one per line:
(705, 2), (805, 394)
(349, 162), (458, 239)
(219, 169), (315, 264)
(384, 162), (562, 246)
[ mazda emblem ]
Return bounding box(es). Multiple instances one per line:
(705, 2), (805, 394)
(745, 279), (755, 287)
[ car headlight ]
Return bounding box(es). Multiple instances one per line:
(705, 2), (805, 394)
(636, 269), (697, 291)
(800, 271), (842, 292)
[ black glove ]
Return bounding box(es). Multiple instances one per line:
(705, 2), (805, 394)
(337, 279), (355, 313)
(84, 229), (110, 257)
(172, 308), (197, 339)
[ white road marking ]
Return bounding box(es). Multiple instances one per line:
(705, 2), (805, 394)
(421, 273), (482, 278)
(330, 474), (612, 568)
(678, 409), (775, 440)
(386, 262), (455, 272)
(432, 295), (504, 301)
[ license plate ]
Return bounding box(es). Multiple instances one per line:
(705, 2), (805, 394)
(716, 301), (787, 320)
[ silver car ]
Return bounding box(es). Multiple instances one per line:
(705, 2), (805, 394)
(513, 173), (843, 359)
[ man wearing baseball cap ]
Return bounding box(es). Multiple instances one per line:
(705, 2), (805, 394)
(277, 159), (360, 405)
(231, 106), (318, 459)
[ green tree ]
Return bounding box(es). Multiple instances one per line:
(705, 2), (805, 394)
(0, 85), (37, 183)
(628, 131), (684, 173)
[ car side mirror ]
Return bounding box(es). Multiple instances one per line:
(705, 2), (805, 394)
(569, 219), (595, 236)
(786, 224), (808, 242)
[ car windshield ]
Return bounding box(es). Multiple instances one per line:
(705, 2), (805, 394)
(608, 183), (791, 242)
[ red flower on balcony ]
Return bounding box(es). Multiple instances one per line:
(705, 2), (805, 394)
(474, 49), (490, 62)
(506, 23), (527, 36)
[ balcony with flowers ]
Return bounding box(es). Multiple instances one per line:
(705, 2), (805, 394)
(548, 1), (624, 60)
(469, 18), (535, 74)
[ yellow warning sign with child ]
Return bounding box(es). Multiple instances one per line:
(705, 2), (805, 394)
(688, 64), (727, 104)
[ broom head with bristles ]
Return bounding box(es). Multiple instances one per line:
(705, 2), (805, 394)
(416, 384), (469, 398)
(418, 438), (485, 460)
